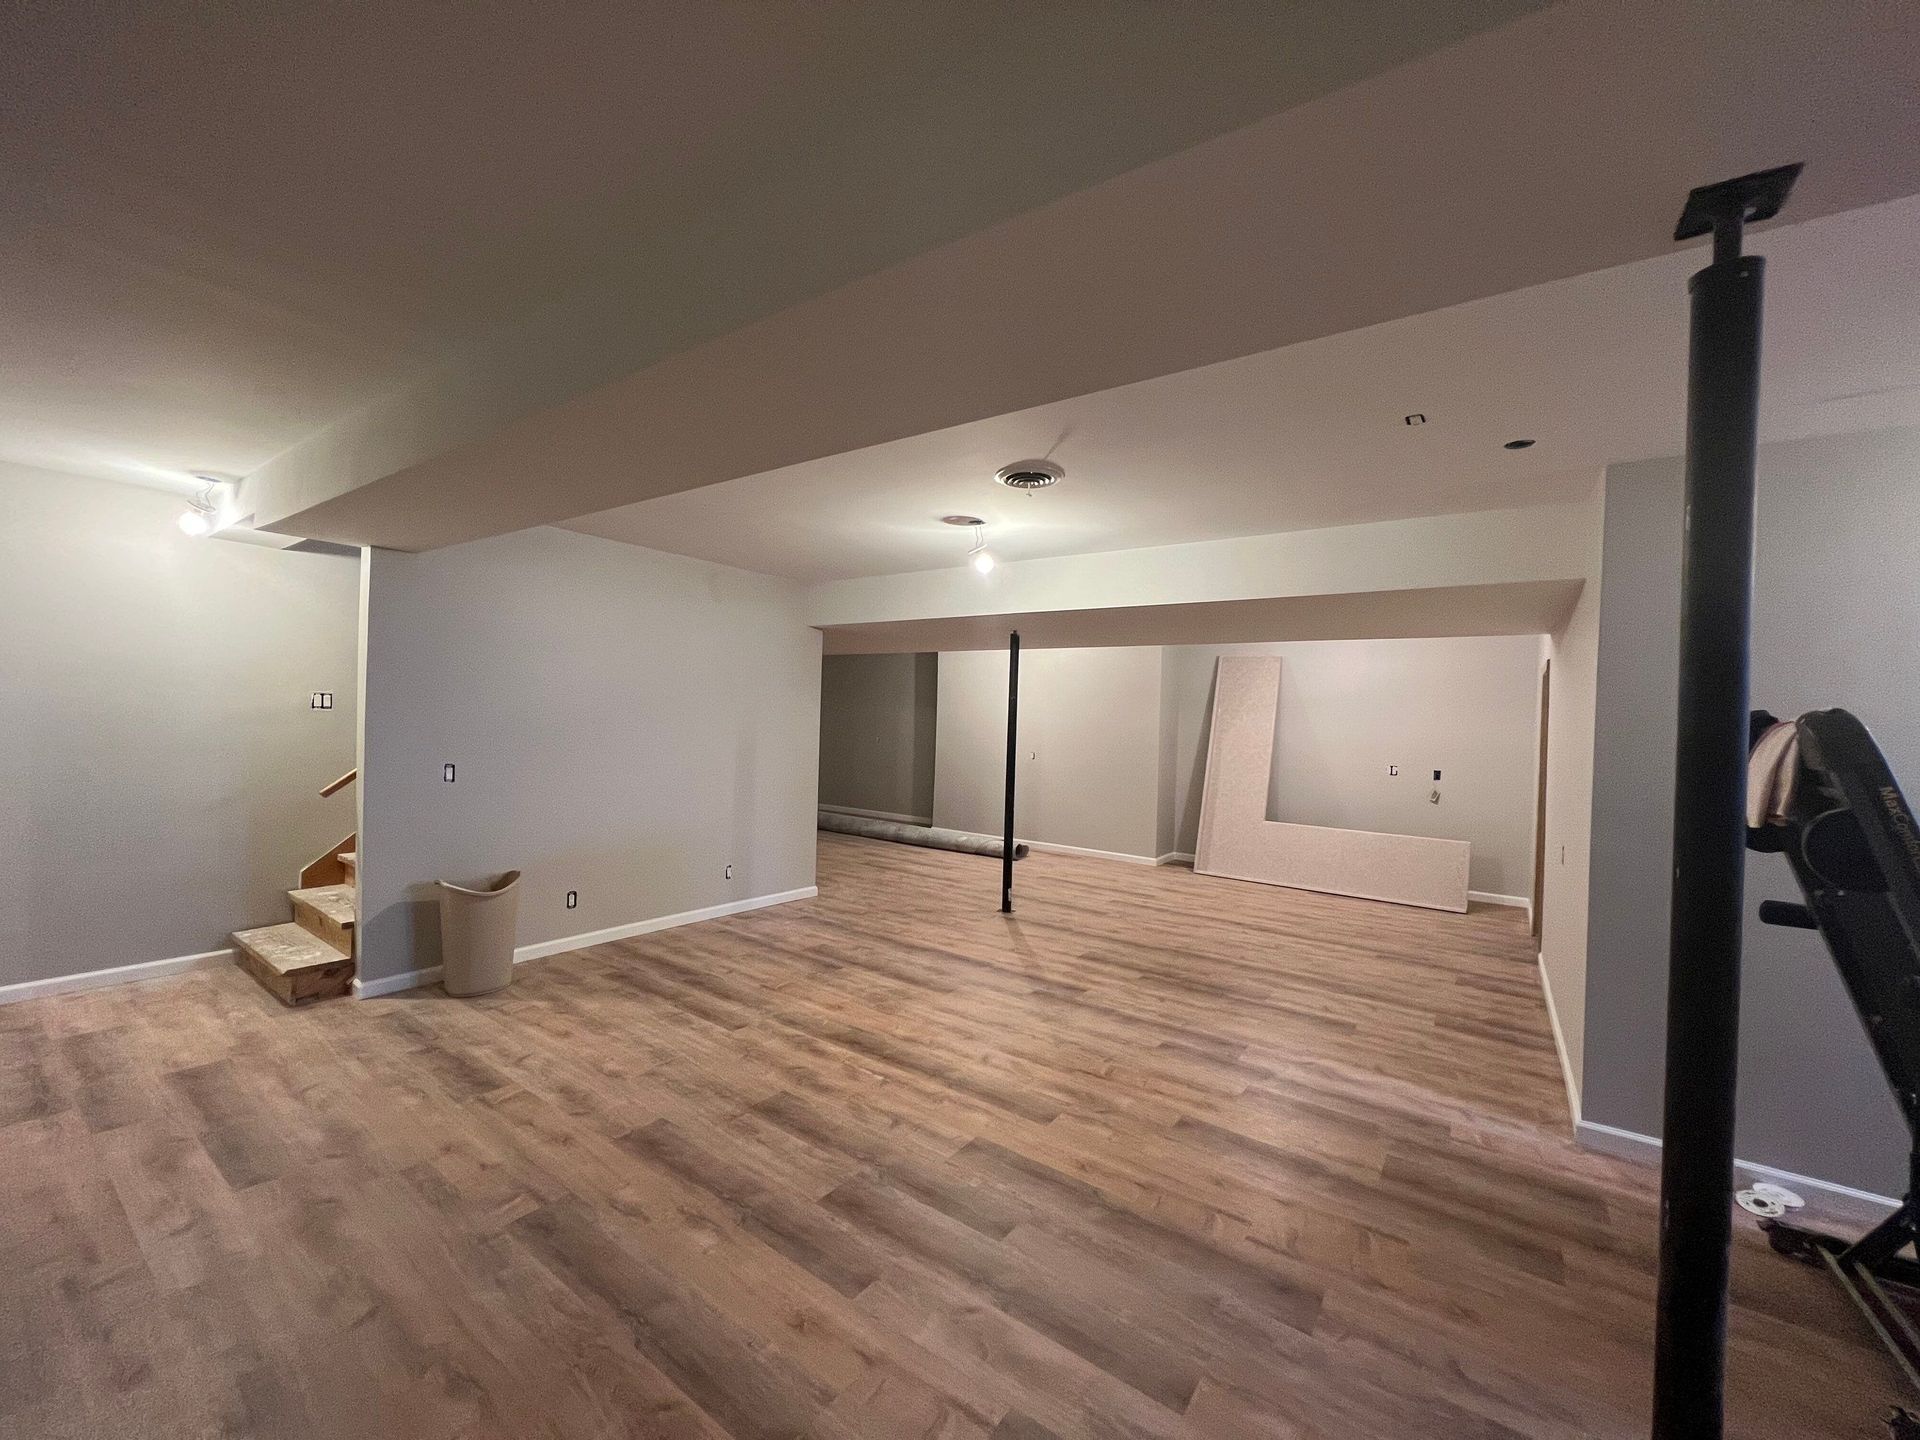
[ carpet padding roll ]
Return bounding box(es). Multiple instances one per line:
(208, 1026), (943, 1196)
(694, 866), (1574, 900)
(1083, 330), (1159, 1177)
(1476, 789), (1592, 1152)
(818, 811), (1028, 860)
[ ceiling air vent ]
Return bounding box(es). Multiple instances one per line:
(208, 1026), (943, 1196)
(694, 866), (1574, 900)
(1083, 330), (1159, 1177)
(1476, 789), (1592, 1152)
(994, 460), (1064, 491)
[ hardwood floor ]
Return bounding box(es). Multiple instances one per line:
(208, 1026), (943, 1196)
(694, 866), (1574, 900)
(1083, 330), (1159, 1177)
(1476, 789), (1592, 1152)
(0, 834), (1899, 1438)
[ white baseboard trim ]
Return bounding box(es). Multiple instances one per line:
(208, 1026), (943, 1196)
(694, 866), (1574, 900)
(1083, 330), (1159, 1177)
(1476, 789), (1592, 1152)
(818, 804), (933, 826)
(1469, 890), (1530, 909)
(353, 886), (819, 998)
(0, 947), (235, 1006)
(1535, 953), (1583, 1126)
(353, 964), (443, 999)
(513, 886), (818, 963)
(1156, 852), (1196, 867)
(934, 827), (1161, 867)
(1574, 1119), (1900, 1212)
(1529, 952), (1897, 1215)
(1021, 839), (1158, 867)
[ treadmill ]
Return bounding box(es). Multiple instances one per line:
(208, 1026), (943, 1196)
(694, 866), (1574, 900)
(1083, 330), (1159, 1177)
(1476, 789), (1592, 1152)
(1748, 707), (1920, 1405)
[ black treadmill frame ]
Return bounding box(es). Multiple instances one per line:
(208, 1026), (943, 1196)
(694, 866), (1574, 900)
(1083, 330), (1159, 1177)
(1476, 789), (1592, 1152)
(1752, 708), (1920, 1404)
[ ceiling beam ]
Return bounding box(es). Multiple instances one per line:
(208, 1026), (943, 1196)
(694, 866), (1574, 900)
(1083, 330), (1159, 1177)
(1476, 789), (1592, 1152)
(250, 0), (1920, 551)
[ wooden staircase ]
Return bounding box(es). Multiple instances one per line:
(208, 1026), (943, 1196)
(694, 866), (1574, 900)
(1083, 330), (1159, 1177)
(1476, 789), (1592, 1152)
(234, 850), (356, 1004)
(234, 767), (359, 1005)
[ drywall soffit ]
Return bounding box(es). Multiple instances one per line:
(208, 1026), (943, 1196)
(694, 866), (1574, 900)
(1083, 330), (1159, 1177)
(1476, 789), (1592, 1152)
(819, 579), (1583, 654)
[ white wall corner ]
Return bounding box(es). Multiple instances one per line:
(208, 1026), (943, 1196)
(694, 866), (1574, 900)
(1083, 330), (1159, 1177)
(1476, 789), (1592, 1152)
(1536, 952), (1583, 1129)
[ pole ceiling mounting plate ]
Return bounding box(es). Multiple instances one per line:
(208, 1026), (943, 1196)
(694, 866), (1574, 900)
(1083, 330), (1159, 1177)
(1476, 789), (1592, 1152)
(1673, 163), (1803, 241)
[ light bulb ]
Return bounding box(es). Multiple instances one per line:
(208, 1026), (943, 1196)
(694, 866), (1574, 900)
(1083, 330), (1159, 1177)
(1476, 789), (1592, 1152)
(971, 549), (996, 574)
(178, 509), (213, 537)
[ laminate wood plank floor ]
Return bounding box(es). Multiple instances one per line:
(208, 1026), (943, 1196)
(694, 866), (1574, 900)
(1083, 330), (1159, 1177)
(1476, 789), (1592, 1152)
(0, 834), (1899, 1438)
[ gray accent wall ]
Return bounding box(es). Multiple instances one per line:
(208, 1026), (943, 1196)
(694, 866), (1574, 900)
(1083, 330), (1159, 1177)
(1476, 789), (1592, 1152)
(1584, 429), (1920, 1196)
(932, 647), (1165, 860)
(0, 465), (359, 986)
(358, 526), (820, 988)
(818, 653), (936, 821)
(1162, 637), (1545, 895)
(918, 636), (1543, 886)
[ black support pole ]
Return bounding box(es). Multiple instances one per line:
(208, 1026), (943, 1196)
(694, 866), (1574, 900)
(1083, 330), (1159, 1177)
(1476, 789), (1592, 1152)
(1001, 631), (1020, 914)
(1651, 163), (1799, 1440)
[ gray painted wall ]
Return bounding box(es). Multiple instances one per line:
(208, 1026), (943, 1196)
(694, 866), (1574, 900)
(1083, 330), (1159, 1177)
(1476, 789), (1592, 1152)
(1162, 637), (1544, 895)
(818, 653), (936, 821)
(358, 526), (820, 987)
(1585, 429), (1920, 1195)
(0, 465), (359, 985)
(933, 647), (1164, 860)
(924, 636), (1541, 887)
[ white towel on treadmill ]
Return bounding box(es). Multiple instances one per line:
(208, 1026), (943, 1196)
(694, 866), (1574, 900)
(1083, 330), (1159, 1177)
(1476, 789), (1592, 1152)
(1746, 720), (1800, 829)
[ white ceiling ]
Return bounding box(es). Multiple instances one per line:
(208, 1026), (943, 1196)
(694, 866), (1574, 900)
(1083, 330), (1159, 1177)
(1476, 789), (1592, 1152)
(567, 195), (1920, 582)
(0, 0), (1538, 492)
(10, 1), (1916, 567)
(251, 0), (1920, 551)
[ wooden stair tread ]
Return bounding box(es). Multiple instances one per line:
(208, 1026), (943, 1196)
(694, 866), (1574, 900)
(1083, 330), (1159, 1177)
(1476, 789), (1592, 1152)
(232, 923), (348, 976)
(288, 884), (355, 929)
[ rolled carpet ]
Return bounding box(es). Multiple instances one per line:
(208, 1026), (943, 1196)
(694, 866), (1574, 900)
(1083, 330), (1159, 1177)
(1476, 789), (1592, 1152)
(818, 810), (1028, 860)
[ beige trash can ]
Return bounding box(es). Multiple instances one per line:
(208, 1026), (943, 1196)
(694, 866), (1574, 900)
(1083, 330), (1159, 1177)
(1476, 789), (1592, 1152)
(437, 870), (522, 996)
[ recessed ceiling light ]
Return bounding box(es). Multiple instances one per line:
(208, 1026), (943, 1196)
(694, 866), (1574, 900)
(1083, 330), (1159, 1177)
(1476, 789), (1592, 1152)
(995, 459), (1063, 490)
(1504, 438), (1536, 450)
(941, 514), (985, 526)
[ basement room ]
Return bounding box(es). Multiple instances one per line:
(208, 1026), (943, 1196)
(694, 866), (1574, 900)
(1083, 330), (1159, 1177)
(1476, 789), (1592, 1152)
(5, 4), (1920, 1438)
